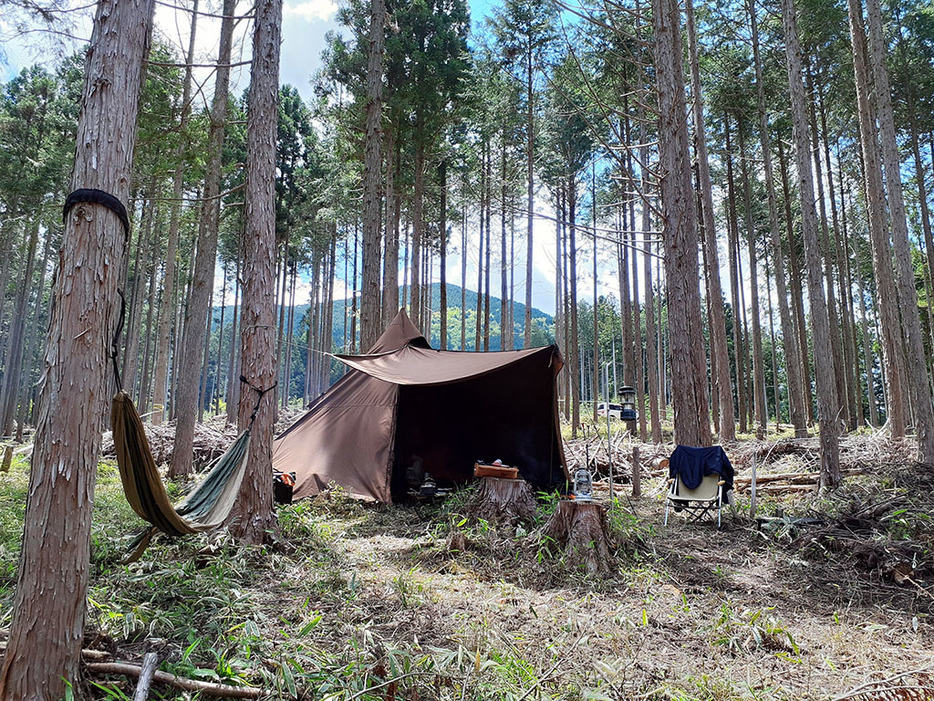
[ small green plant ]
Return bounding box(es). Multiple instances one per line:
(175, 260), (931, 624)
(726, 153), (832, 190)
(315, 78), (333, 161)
(392, 567), (424, 608)
(712, 604), (799, 658)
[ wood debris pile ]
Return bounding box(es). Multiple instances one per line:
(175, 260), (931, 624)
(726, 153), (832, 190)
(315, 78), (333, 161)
(790, 464), (934, 597)
(563, 433), (669, 484)
(101, 418), (237, 469)
(730, 431), (915, 473)
(98, 406), (306, 470)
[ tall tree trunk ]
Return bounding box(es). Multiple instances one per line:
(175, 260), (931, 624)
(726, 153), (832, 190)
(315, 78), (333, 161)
(281, 264), (296, 408)
(643, 234), (662, 443)
(737, 118), (767, 440)
(0, 0), (153, 693)
(806, 66), (849, 432)
(439, 159), (448, 349)
(225, 256), (241, 424)
(322, 234), (336, 386)
(906, 96), (934, 368)
(123, 187), (156, 400)
(483, 153), (492, 351)
(686, 0), (734, 442)
(139, 226), (161, 414)
(817, 82), (860, 430)
(765, 262), (782, 429)
(653, 0), (711, 447)
(460, 189), (467, 349)
(359, 0), (385, 350)
(725, 119), (748, 435)
(781, 0), (841, 486)
(777, 138), (816, 423)
(852, 213), (880, 427)
(523, 46), (534, 348)
(350, 223), (359, 352)
(215, 264), (227, 414)
(561, 199), (571, 418)
(633, 235), (646, 440)
(554, 189), (564, 388)
(864, 0), (934, 463)
(502, 143), (512, 351)
(847, 0), (909, 439)
(475, 146), (485, 351)
(618, 224), (633, 388)
(199, 304), (212, 421)
(0, 219), (40, 436)
(411, 139), (425, 327)
(229, 0), (282, 543)
(151, 1), (198, 424)
(382, 128), (400, 320)
(569, 178), (581, 437)
(24, 224), (57, 429)
(170, 0), (235, 477)
(748, 0), (808, 437)
(592, 167), (599, 425)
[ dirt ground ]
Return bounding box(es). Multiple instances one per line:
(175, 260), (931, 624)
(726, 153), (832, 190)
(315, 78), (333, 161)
(282, 434), (933, 700)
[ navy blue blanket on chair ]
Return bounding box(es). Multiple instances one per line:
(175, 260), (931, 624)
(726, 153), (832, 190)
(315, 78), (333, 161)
(668, 445), (734, 492)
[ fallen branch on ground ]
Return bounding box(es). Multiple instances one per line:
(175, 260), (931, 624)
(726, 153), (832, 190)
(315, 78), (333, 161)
(86, 661), (263, 699)
(833, 665), (934, 700)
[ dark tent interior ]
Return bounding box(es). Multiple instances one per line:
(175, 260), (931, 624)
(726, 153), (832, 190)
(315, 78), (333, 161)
(389, 351), (567, 499)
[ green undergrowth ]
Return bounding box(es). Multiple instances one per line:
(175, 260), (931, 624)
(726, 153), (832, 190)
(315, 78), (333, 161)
(0, 449), (29, 603)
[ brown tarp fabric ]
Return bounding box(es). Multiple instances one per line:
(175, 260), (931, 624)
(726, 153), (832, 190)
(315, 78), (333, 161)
(335, 344), (560, 386)
(272, 309), (567, 503)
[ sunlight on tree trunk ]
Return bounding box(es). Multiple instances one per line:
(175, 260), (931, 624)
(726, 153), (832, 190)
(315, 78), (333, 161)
(0, 0), (153, 695)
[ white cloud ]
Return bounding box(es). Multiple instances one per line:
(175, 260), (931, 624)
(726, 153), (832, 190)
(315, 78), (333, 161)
(283, 0), (339, 22)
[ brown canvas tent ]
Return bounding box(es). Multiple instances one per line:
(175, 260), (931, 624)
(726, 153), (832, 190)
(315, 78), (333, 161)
(272, 309), (567, 503)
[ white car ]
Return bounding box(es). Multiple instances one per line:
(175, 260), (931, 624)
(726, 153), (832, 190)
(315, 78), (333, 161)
(597, 402), (623, 419)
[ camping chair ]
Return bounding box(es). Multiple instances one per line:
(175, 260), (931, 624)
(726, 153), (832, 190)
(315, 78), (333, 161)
(664, 473), (725, 528)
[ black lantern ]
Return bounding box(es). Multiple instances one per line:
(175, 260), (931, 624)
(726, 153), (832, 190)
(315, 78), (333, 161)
(619, 385), (638, 421)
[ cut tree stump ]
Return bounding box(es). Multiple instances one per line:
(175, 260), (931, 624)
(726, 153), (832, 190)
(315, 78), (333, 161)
(465, 477), (537, 527)
(542, 500), (613, 576)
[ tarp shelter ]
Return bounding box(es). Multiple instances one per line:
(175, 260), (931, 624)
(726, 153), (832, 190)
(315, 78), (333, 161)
(272, 309), (567, 503)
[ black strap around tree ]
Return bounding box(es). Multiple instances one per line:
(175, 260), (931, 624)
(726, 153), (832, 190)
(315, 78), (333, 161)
(63, 188), (131, 240)
(111, 290), (127, 393)
(240, 375), (277, 429)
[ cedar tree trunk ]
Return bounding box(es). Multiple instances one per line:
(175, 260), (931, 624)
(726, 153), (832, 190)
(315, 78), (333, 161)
(229, 0), (282, 543)
(170, 0), (235, 477)
(781, 0), (841, 486)
(359, 0), (385, 351)
(652, 0), (712, 447)
(0, 0), (153, 695)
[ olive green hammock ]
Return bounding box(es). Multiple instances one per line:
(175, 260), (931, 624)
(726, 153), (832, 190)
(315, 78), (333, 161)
(110, 302), (274, 562)
(111, 390), (254, 562)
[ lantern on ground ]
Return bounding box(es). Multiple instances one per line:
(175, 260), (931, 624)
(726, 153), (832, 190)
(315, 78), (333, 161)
(619, 386), (638, 421)
(573, 467), (593, 502)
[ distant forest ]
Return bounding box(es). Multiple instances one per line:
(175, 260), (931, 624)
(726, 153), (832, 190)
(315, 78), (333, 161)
(201, 283), (556, 409)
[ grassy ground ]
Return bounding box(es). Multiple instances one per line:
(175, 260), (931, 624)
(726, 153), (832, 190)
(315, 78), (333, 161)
(0, 438), (932, 700)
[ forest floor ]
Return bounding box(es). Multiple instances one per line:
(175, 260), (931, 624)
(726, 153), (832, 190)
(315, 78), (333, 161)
(1, 427), (933, 700)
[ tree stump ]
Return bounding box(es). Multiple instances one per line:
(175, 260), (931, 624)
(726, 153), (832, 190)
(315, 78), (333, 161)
(542, 501), (613, 576)
(465, 477), (537, 527)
